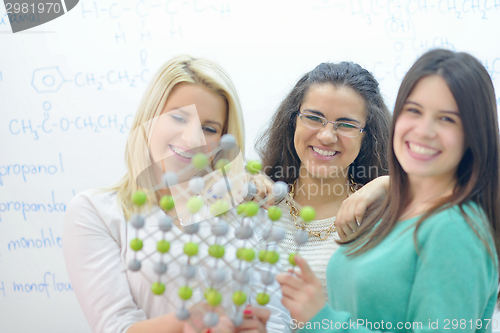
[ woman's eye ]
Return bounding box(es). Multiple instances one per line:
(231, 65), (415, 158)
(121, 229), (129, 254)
(405, 108), (420, 114)
(171, 115), (186, 123)
(440, 116), (456, 123)
(306, 115), (323, 123)
(203, 126), (217, 134)
(337, 122), (357, 129)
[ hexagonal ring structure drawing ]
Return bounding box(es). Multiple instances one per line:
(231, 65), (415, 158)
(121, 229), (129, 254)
(32, 67), (66, 93)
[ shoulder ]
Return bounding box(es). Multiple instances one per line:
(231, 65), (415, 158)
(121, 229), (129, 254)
(413, 203), (499, 297)
(419, 202), (488, 234)
(68, 188), (118, 211)
(417, 202), (497, 265)
(65, 188), (124, 229)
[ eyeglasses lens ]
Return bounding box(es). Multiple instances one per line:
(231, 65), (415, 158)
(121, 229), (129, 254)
(300, 113), (360, 137)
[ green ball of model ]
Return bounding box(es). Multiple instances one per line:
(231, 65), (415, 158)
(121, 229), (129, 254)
(131, 190), (147, 206)
(178, 286), (193, 300)
(289, 253), (298, 266)
(237, 203), (247, 216)
(236, 248), (245, 260)
(130, 238), (143, 251)
(242, 248), (255, 262)
(204, 287), (215, 299)
(192, 153), (209, 169)
(215, 158), (231, 172)
(232, 291), (247, 306)
(208, 244), (225, 258)
(184, 242), (199, 256)
(258, 250), (267, 262)
(245, 202), (259, 217)
(157, 240), (170, 253)
(265, 251), (279, 264)
(187, 196), (203, 214)
(256, 292), (270, 305)
(299, 206), (316, 222)
(159, 195), (175, 211)
(151, 282), (165, 295)
(245, 160), (262, 174)
(210, 199), (229, 216)
(267, 206), (282, 221)
(206, 289), (222, 306)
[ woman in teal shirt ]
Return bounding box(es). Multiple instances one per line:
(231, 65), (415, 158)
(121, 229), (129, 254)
(277, 49), (500, 332)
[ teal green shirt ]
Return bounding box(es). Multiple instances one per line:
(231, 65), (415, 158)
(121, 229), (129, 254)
(297, 204), (498, 332)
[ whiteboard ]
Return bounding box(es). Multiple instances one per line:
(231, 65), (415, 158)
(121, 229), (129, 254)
(1, 0), (500, 332)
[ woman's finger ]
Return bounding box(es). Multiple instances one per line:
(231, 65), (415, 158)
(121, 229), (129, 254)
(244, 306), (270, 323)
(337, 225), (347, 240)
(212, 315), (235, 333)
(280, 284), (300, 301)
(253, 179), (266, 200)
(293, 255), (317, 284)
(354, 203), (367, 225)
(346, 218), (359, 233)
(276, 272), (303, 290)
(288, 268), (303, 279)
(263, 181), (274, 208)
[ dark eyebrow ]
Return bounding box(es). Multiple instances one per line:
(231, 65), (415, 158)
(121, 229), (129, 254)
(404, 101), (423, 108)
(303, 109), (361, 125)
(439, 110), (460, 116)
(303, 109), (326, 118)
(405, 101), (459, 115)
(336, 117), (361, 125)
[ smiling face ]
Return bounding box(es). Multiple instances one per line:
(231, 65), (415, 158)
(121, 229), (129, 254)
(294, 83), (367, 180)
(149, 83), (227, 175)
(393, 75), (465, 184)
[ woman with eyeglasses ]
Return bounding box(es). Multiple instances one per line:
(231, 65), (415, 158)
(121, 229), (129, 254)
(254, 62), (392, 300)
(277, 49), (499, 332)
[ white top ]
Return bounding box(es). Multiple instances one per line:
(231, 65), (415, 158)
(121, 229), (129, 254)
(274, 199), (340, 301)
(63, 189), (291, 333)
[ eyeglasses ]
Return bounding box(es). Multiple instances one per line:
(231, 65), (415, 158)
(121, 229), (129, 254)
(298, 110), (365, 138)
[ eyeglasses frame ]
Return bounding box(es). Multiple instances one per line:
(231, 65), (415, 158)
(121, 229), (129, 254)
(297, 110), (366, 138)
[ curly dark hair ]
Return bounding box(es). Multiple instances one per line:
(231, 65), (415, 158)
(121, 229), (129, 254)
(256, 61), (391, 186)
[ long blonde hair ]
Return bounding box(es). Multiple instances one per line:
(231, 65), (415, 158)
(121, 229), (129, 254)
(112, 55), (245, 219)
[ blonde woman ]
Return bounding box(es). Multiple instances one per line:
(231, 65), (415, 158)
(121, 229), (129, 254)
(63, 55), (283, 333)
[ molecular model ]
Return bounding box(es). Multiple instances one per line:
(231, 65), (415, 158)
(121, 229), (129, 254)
(126, 134), (315, 332)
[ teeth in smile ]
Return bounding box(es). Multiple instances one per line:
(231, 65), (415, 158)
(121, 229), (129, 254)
(408, 143), (438, 156)
(171, 146), (194, 159)
(312, 147), (337, 157)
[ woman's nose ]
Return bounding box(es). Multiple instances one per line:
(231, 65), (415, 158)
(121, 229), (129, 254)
(182, 123), (206, 148)
(317, 123), (339, 144)
(413, 116), (437, 138)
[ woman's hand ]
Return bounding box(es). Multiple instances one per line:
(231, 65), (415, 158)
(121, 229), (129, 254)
(182, 303), (270, 333)
(336, 175), (389, 240)
(276, 255), (325, 326)
(250, 174), (275, 209)
(235, 305), (270, 333)
(182, 315), (234, 333)
(182, 302), (235, 333)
